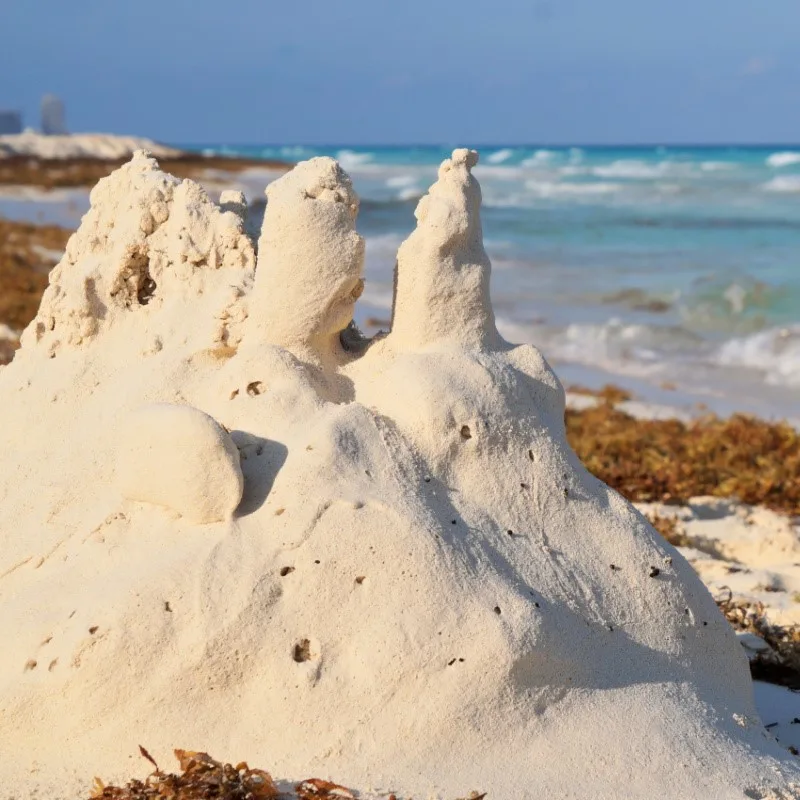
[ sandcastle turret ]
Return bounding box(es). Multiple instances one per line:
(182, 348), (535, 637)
(247, 157), (365, 370)
(390, 148), (499, 350)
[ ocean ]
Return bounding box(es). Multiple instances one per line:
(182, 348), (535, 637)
(10, 143), (800, 420)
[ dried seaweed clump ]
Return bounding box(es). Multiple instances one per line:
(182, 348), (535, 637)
(716, 591), (800, 690)
(0, 217), (70, 337)
(566, 404), (800, 515)
(90, 748), (361, 800)
(88, 749), (491, 800)
(91, 749), (282, 799)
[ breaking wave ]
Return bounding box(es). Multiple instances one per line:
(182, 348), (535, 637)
(716, 325), (800, 386)
(766, 152), (800, 168)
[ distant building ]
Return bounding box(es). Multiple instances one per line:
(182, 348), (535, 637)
(0, 111), (22, 135)
(41, 94), (67, 135)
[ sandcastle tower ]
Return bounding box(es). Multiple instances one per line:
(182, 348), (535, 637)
(390, 148), (499, 350)
(0, 150), (798, 800)
(246, 157), (365, 371)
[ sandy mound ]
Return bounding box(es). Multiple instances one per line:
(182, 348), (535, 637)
(1, 150), (799, 800)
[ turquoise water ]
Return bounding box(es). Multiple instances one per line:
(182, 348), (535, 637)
(192, 144), (800, 416)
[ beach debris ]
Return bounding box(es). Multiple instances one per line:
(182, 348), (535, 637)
(296, 778), (356, 798)
(567, 404), (800, 515)
(89, 749), (281, 799)
(87, 749), (494, 800)
(716, 591), (800, 689)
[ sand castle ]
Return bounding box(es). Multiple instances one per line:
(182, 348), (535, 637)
(0, 149), (799, 800)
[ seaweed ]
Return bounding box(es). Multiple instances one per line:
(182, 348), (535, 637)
(716, 591), (800, 690)
(91, 749), (282, 799)
(565, 403), (800, 516)
(87, 750), (488, 800)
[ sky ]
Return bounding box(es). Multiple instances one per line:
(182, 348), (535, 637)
(2, 0), (799, 145)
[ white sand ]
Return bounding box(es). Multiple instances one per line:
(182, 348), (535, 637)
(0, 131), (183, 160)
(1, 150), (799, 800)
(638, 497), (800, 627)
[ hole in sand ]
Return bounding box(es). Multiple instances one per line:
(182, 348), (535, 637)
(137, 276), (157, 306)
(293, 639), (312, 663)
(246, 381), (264, 397)
(280, 566), (295, 577)
(460, 425), (472, 440)
(355, 576), (366, 585)
(24, 659), (37, 672)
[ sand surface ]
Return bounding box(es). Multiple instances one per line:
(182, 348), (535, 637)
(638, 498), (800, 626)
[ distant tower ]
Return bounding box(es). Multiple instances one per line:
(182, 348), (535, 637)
(41, 94), (67, 135)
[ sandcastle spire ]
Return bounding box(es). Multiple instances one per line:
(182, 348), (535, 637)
(246, 157), (365, 370)
(389, 148), (499, 350)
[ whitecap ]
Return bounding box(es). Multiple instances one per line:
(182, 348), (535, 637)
(716, 325), (800, 386)
(486, 148), (515, 165)
(762, 176), (800, 193)
(523, 180), (622, 197)
(766, 152), (800, 168)
(385, 174), (417, 188)
(507, 318), (699, 380)
(397, 187), (423, 201)
(592, 160), (670, 179)
(521, 149), (558, 167)
(335, 149), (374, 169)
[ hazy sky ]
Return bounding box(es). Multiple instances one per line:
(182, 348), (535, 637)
(2, 0), (799, 145)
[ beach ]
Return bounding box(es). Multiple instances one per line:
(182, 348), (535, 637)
(1, 139), (799, 798)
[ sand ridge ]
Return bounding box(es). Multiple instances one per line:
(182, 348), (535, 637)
(0, 150), (799, 800)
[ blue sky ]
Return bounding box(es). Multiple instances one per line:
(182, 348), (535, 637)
(2, 0), (799, 144)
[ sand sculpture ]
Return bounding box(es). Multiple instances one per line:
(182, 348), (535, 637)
(0, 150), (799, 800)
